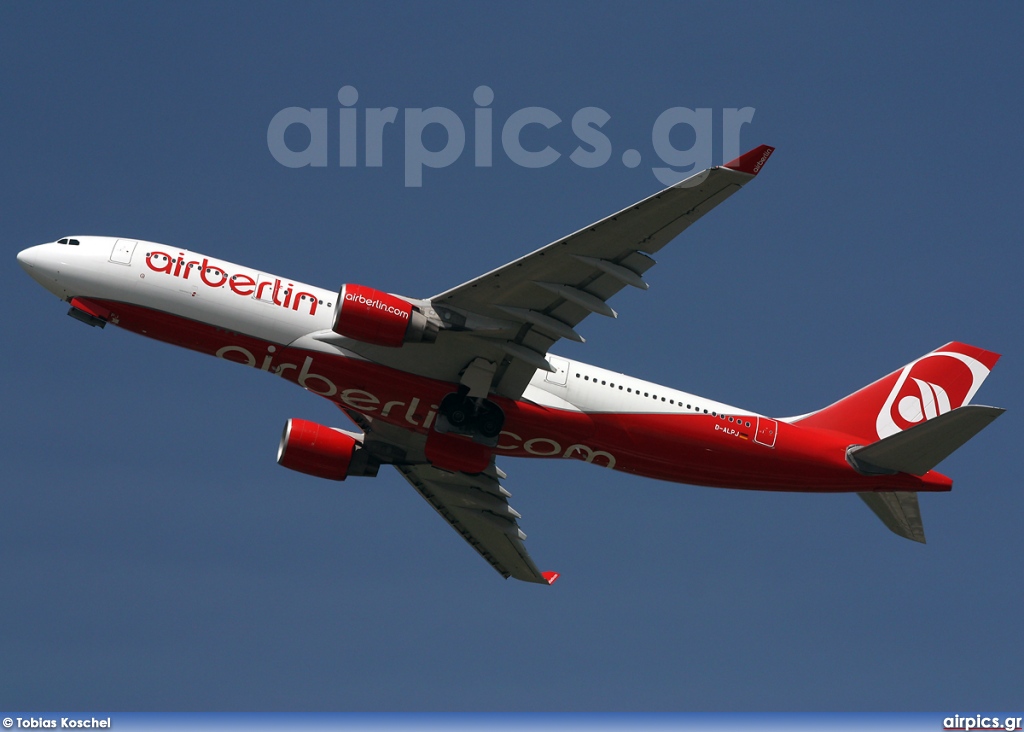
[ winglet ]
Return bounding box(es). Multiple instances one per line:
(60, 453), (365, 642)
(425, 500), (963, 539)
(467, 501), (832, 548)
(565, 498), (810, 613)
(542, 571), (560, 585)
(723, 145), (775, 176)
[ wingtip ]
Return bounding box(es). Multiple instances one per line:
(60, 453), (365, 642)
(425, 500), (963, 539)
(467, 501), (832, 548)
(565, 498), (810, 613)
(723, 145), (775, 176)
(542, 571), (560, 585)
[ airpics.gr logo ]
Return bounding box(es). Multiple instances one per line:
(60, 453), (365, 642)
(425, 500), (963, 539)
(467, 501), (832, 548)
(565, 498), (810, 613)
(875, 350), (991, 439)
(943, 715), (1023, 731)
(267, 85), (758, 187)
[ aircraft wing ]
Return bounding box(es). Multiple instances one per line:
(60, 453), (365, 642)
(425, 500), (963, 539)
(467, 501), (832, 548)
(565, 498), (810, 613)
(342, 408), (556, 584)
(428, 145), (775, 398)
(323, 145), (773, 398)
(395, 462), (556, 584)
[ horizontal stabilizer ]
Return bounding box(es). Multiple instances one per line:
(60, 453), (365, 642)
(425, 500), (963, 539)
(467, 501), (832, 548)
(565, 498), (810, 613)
(857, 491), (926, 543)
(847, 405), (1004, 476)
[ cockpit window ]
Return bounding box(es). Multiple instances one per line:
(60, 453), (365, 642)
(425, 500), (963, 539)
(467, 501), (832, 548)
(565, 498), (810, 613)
(58, 238), (68, 244)
(69, 239), (80, 245)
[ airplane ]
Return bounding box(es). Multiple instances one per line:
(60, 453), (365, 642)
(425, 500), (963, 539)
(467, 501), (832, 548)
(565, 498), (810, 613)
(17, 145), (1005, 585)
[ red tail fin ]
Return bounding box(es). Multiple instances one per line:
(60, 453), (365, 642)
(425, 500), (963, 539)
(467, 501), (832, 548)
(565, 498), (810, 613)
(794, 342), (1000, 443)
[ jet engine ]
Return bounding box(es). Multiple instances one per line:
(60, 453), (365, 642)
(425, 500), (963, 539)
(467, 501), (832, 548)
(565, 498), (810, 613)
(276, 418), (379, 480)
(332, 284), (438, 347)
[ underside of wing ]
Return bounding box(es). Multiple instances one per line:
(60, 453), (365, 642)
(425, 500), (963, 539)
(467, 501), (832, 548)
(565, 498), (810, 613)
(321, 146), (774, 400)
(395, 462), (556, 584)
(342, 407), (556, 585)
(428, 145), (775, 397)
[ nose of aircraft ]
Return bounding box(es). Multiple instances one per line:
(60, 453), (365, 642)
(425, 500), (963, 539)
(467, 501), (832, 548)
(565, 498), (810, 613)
(17, 244), (42, 271)
(17, 242), (65, 295)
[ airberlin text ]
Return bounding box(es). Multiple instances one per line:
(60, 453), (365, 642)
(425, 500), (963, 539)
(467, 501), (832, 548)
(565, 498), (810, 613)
(145, 251), (322, 316)
(215, 343), (616, 466)
(10, 719), (111, 729)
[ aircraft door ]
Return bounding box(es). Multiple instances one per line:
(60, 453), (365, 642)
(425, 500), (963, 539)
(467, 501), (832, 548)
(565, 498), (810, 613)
(545, 356), (569, 386)
(110, 239), (137, 265)
(254, 274), (279, 304)
(755, 417), (778, 448)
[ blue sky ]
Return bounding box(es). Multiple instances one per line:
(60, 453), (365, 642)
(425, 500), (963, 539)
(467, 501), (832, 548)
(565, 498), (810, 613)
(2, 1), (1021, 711)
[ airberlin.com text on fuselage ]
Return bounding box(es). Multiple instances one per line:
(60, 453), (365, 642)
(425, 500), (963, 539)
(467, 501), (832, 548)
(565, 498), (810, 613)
(213, 326), (616, 465)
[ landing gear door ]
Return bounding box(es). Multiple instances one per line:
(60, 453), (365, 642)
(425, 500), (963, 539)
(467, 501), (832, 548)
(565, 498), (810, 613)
(545, 356), (569, 386)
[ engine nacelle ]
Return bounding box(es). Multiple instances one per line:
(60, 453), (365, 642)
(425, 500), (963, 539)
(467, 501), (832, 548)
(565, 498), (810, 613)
(333, 284), (437, 347)
(276, 418), (378, 481)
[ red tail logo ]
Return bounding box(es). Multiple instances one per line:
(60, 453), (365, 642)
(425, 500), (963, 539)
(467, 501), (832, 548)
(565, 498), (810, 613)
(875, 349), (992, 439)
(793, 342), (999, 443)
